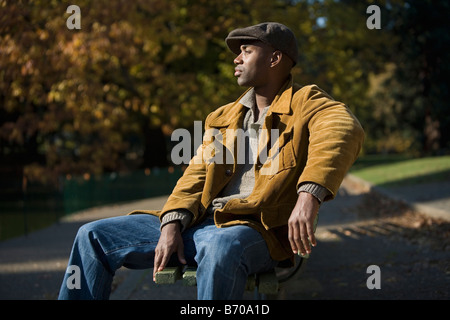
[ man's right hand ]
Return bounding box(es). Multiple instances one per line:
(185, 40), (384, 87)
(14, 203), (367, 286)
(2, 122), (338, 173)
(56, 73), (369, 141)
(153, 221), (186, 281)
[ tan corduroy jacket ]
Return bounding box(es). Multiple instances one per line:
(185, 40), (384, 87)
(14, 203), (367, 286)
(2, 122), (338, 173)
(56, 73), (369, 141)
(130, 76), (365, 262)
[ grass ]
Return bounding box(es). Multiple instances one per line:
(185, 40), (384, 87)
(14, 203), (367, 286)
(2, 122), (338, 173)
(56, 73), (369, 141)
(350, 155), (450, 188)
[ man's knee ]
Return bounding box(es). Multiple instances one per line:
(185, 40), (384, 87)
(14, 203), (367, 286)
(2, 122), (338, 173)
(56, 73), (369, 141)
(75, 220), (103, 241)
(73, 220), (111, 255)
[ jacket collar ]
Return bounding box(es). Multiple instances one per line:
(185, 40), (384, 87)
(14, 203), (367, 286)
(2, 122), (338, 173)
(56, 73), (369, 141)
(209, 89), (250, 128)
(269, 75), (293, 115)
(209, 75), (294, 128)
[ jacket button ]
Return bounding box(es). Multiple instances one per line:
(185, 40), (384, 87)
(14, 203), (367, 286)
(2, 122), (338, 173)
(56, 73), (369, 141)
(225, 169), (232, 176)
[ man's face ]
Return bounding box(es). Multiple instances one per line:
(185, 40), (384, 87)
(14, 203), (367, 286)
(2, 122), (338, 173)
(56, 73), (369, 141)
(233, 41), (273, 88)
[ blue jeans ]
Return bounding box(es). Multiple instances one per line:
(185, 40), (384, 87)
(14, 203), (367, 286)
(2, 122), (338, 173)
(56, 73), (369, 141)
(58, 214), (277, 300)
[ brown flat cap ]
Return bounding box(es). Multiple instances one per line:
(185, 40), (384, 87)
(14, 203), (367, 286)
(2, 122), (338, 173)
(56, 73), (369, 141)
(225, 22), (298, 65)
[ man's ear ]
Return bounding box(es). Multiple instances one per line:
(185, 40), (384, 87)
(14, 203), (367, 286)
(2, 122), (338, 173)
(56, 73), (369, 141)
(270, 50), (283, 67)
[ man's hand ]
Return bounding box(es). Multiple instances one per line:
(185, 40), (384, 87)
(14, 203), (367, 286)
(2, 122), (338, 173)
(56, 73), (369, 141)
(153, 221), (186, 281)
(288, 192), (319, 256)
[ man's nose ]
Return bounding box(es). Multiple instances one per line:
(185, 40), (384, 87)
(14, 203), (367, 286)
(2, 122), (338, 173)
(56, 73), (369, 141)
(234, 53), (243, 65)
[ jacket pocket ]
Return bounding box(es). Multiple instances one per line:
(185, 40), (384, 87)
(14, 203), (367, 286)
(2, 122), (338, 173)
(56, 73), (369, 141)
(262, 129), (296, 178)
(260, 203), (296, 229)
(279, 138), (296, 171)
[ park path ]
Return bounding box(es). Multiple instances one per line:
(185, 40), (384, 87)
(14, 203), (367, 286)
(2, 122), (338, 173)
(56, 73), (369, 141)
(0, 176), (448, 300)
(0, 196), (168, 299)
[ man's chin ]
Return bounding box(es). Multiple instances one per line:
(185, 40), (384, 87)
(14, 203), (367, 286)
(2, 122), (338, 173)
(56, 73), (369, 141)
(236, 78), (251, 87)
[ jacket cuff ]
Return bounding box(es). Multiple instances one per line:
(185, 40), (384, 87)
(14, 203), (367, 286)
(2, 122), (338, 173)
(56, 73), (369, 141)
(160, 209), (193, 233)
(298, 182), (330, 204)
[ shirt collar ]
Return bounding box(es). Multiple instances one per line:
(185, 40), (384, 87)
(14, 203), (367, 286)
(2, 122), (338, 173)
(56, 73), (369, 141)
(238, 88), (257, 110)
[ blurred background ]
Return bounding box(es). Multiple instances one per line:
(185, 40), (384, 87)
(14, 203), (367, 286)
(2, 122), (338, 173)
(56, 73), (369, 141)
(1, 0), (449, 241)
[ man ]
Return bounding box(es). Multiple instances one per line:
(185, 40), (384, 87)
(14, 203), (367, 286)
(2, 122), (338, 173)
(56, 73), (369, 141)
(58, 22), (364, 300)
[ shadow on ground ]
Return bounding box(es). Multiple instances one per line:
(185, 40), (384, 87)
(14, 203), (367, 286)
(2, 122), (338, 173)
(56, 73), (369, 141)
(278, 188), (450, 300)
(0, 180), (448, 300)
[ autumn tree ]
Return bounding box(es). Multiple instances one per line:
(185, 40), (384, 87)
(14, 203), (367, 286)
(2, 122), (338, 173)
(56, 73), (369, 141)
(1, 0), (448, 192)
(369, 0), (450, 155)
(0, 0), (250, 185)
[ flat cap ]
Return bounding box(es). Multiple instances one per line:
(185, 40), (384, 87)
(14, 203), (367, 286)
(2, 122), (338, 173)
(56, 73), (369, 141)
(226, 22), (298, 65)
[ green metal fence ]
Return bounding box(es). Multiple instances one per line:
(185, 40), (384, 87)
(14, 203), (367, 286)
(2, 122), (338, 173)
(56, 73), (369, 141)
(63, 167), (182, 214)
(0, 167), (183, 241)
